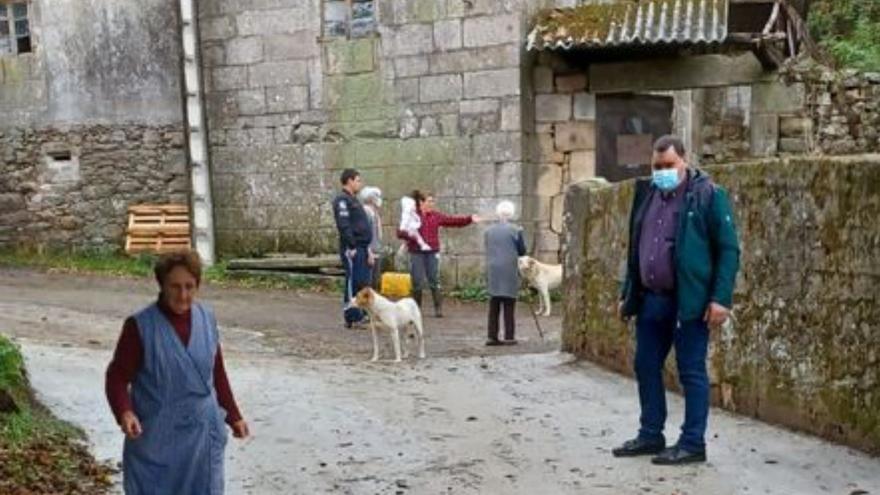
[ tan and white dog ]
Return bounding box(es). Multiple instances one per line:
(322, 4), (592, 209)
(518, 256), (563, 316)
(349, 287), (426, 362)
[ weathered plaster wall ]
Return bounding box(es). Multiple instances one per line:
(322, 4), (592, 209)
(1, 0), (183, 125)
(0, 0), (187, 251)
(200, 0), (570, 283)
(561, 155), (880, 454)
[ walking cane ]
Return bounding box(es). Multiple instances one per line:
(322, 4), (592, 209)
(522, 283), (545, 341)
(523, 229), (546, 341)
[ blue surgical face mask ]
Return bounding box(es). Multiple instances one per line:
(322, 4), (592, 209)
(652, 168), (680, 191)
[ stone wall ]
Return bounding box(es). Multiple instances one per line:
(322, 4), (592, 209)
(701, 64), (880, 164)
(199, 0), (571, 283)
(528, 53), (596, 263)
(561, 155), (880, 454)
(697, 86), (752, 164)
(0, 0), (188, 252)
(785, 64), (880, 155)
(0, 125), (188, 250)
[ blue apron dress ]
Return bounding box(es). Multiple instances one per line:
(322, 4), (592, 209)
(123, 302), (228, 495)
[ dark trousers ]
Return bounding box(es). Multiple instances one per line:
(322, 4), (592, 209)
(410, 252), (440, 292)
(634, 292), (710, 453)
(488, 296), (516, 341)
(370, 255), (383, 291)
(341, 246), (371, 324)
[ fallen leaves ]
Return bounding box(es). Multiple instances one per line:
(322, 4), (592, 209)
(0, 433), (116, 495)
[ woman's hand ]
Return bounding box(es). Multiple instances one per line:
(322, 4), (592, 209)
(471, 214), (482, 223)
(232, 419), (250, 439)
(120, 410), (142, 439)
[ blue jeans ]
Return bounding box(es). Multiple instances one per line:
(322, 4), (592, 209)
(409, 251), (440, 292)
(341, 246), (371, 324)
(634, 292), (710, 453)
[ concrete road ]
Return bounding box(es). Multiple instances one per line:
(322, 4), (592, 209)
(1, 268), (877, 494)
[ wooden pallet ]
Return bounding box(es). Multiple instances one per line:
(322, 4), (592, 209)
(125, 204), (192, 254)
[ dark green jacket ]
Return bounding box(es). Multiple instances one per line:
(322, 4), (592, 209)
(621, 168), (740, 321)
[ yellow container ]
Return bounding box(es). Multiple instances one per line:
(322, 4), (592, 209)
(380, 272), (412, 299)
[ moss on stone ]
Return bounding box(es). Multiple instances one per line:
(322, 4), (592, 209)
(534, 2), (635, 42)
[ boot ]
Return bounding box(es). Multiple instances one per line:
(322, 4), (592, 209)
(412, 289), (423, 308)
(431, 289), (443, 318)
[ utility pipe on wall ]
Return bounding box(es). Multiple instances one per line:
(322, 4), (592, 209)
(178, 0), (215, 265)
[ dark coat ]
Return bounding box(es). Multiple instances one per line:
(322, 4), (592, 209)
(621, 168), (741, 321)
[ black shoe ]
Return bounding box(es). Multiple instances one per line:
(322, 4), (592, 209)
(485, 339), (503, 346)
(651, 446), (706, 465)
(345, 321), (353, 329)
(611, 438), (666, 457)
(501, 339), (518, 346)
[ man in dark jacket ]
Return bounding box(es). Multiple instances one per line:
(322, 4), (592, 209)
(332, 168), (373, 328)
(613, 135), (740, 465)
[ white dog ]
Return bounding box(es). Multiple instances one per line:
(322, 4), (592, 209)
(349, 288), (426, 362)
(518, 256), (563, 316)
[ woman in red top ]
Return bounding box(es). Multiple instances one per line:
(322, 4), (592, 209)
(397, 190), (479, 317)
(105, 252), (249, 493)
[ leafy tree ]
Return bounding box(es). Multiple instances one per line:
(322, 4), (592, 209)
(808, 0), (880, 70)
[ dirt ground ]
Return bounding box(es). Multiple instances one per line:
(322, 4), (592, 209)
(1, 268), (879, 495)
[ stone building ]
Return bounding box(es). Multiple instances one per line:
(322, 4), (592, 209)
(2, 0), (875, 284)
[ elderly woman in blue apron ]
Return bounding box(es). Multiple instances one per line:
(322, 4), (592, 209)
(105, 251), (249, 494)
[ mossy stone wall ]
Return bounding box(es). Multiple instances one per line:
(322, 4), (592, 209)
(562, 155), (880, 454)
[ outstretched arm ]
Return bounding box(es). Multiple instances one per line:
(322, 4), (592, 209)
(437, 212), (474, 228)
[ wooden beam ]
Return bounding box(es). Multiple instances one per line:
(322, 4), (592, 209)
(762, 1), (781, 35)
(727, 32), (787, 43)
(588, 52), (770, 93)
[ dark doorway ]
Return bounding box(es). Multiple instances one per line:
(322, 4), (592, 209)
(596, 94), (673, 182)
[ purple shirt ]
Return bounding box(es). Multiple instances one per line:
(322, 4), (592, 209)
(639, 178), (688, 292)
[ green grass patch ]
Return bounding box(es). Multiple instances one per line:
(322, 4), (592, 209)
(0, 248), (343, 294)
(0, 334), (114, 493)
(0, 248), (155, 278)
(449, 284), (491, 302)
(0, 335), (26, 406)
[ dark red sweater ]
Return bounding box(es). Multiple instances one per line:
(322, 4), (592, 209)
(105, 300), (243, 426)
(397, 210), (473, 252)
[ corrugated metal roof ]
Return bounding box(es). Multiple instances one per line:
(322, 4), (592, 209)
(527, 0), (729, 52)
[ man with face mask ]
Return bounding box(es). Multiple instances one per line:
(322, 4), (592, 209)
(613, 135), (740, 465)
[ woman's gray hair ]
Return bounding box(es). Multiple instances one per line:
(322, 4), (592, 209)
(495, 200), (516, 220)
(359, 186), (383, 207)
